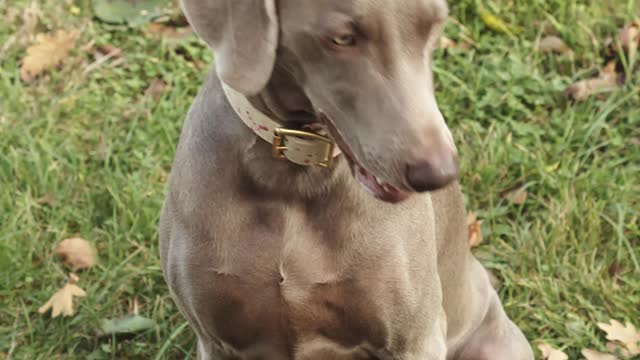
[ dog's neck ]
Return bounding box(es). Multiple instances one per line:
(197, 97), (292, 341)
(228, 63), (350, 200)
(224, 61), (341, 169)
(247, 63), (316, 126)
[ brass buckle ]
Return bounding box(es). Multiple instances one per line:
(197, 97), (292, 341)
(272, 128), (335, 168)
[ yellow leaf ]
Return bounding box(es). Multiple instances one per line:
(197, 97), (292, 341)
(38, 274), (86, 318)
(20, 30), (78, 82)
(479, 9), (510, 34)
(581, 348), (619, 360)
(467, 211), (483, 248)
(598, 320), (640, 356)
(55, 237), (97, 271)
(545, 162), (560, 173)
(538, 343), (568, 360)
(475, 0), (518, 36)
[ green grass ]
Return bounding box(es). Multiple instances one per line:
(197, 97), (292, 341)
(1, 0), (638, 359)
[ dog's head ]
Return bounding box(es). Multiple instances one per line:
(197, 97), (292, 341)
(182, 0), (458, 203)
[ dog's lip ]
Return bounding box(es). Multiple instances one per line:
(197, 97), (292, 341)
(318, 114), (412, 203)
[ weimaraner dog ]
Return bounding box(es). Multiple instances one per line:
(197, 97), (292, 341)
(159, 0), (534, 359)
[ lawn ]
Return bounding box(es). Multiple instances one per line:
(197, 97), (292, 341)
(0, 0), (638, 359)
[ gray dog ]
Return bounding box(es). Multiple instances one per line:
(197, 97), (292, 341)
(159, 0), (534, 359)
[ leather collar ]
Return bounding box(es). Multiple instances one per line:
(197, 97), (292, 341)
(222, 83), (342, 167)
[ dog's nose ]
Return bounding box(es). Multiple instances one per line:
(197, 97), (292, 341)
(405, 152), (459, 192)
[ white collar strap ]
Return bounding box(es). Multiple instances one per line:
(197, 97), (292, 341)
(222, 83), (341, 168)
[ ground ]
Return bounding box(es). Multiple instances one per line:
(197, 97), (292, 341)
(0, 0), (638, 359)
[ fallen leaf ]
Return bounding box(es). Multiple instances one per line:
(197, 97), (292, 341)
(95, 44), (123, 59)
(606, 342), (633, 358)
(478, 5), (513, 35)
(620, 22), (639, 69)
(55, 237), (97, 271)
(565, 79), (607, 101)
(538, 35), (573, 55)
(69, 5), (81, 15)
(565, 61), (621, 101)
(504, 186), (528, 205)
(538, 343), (569, 360)
(93, 0), (167, 25)
(467, 211), (483, 247)
(38, 273), (86, 318)
(20, 30), (78, 82)
(83, 44), (125, 74)
(144, 77), (167, 100)
(602, 60), (618, 75)
(476, 1), (521, 36)
(608, 262), (624, 278)
(100, 314), (156, 335)
(99, 296), (156, 336)
(619, 21), (639, 52)
(545, 162), (560, 173)
(37, 193), (56, 206)
(147, 22), (193, 40)
(439, 36), (457, 50)
(193, 60), (206, 70)
(598, 320), (640, 356)
(582, 348), (619, 360)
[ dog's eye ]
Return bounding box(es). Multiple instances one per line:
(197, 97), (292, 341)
(331, 34), (356, 47)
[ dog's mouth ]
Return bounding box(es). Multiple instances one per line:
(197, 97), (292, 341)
(319, 115), (412, 203)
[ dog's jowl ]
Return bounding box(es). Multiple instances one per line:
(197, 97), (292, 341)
(159, 0), (535, 359)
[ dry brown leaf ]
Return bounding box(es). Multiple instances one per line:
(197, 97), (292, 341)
(565, 61), (621, 101)
(619, 21), (639, 52)
(55, 237), (97, 271)
(582, 348), (619, 360)
(147, 23), (193, 40)
(620, 22), (639, 68)
(467, 211), (483, 248)
(538, 35), (573, 55)
(440, 36), (457, 50)
(38, 273), (86, 318)
(84, 43), (125, 74)
(95, 44), (123, 59)
(598, 320), (640, 356)
(602, 61), (618, 75)
(20, 30), (78, 82)
(538, 343), (569, 360)
(606, 342), (633, 358)
(505, 186), (528, 205)
(144, 77), (167, 100)
(608, 262), (624, 279)
(37, 193), (56, 206)
(566, 74), (621, 100)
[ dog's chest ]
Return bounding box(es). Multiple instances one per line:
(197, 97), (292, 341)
(192, 199), (437, 358)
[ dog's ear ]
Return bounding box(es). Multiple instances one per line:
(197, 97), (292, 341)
(181, 0), (278, 95)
